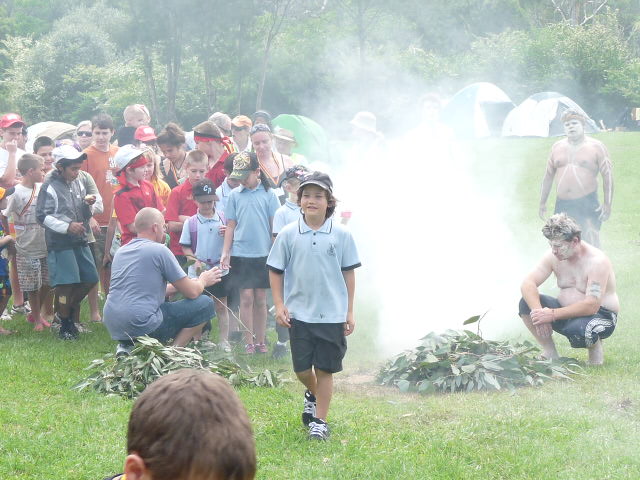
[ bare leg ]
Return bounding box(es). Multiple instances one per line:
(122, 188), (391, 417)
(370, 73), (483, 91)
(214, 296), (229, 343)
(100, 265), (111, 295)
(28, 290), (50, 330)
(296, 368), (317, 397)
(9, 256), (24, 306)
(239, 289), (255, 345)
(314, 369), (333, 421)
(40, 284), (54, 322)
(520, 314), (559, 359)
(88, 284), (102, 322)
(173, 323), (205, 347)
(253, 288), (267, 345)
(587, 339), (604, 365)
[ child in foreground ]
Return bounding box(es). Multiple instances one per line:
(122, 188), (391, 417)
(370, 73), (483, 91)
(267, 172), (361, 440)
(104, 368), (256, 480)
(180, 179), (231, 351)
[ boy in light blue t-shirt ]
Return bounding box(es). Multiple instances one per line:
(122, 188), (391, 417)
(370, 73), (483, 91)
(180, 179), (231, 351)
(267, 171), (361, 441)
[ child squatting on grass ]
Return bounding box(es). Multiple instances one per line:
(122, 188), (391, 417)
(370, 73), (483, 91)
(267, 171), (361, 441)
(104, 368), (256, 480)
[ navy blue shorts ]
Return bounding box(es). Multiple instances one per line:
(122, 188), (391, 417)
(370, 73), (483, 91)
(290, 319), (347, 374)
(519, 295), (617, 348)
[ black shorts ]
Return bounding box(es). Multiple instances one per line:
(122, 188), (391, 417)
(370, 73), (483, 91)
(519, 295), (617, 348)
(230, 256), (269, 290)
(205, 270), (230, 299)
(290, 319), (347, 374)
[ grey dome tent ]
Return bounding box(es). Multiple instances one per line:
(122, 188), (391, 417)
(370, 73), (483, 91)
(440, 82), (515, 139)
(501, 92), (599, 137)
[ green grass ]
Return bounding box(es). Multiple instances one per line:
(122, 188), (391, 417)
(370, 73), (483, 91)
(2, 133), (640, 479)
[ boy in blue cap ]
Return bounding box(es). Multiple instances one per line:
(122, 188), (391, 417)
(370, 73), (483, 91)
(267, 171), (361, 440)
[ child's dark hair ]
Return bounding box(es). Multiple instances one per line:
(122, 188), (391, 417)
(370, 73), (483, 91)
(127, 369), (256, 480)
(157, 122), (186, 146)
(224, 153), (237, 175)
(33, 136), (54, 154)
(18, 153), (43, 175)
(297, 183), (337, 219)
(91, 112), (114, 131)
(245, 152), (272, 191)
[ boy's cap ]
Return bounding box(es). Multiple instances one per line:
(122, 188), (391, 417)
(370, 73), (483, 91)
(113, 144), (144, 172)
(0, 113), (25, 129)
(228, 152), (253, 180)
(0, 186), (15, 200)
(192, 179), (217, 200)
(52, 144), (87, 165)
(279, 164), (309, 187)
(134, 125), (157, 142)
(193, 121), (222, 141)
(273, 128), (296, 143)
(231, 115), (252, 128)
(298, 171), (333, 193)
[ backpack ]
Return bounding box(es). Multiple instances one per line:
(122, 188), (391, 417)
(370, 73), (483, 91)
(188, 211), (226, 252)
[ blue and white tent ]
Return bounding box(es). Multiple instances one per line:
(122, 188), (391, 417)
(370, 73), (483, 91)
(440, 82), (515, 139)
(502, 92), (599, 137)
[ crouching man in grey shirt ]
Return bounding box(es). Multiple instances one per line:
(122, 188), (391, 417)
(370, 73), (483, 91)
(104, 207), (221, 348)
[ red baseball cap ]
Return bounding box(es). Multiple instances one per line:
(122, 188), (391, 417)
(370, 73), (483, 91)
(0, 113), (25, 129)
(134, 125), (157, 142)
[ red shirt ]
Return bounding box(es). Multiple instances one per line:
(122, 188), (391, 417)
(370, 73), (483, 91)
(114, 180), (163, 245)
(205, 151), (229, 189)
(165, 180), (198, 255)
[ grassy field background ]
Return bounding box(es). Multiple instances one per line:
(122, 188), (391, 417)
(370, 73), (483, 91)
(1, 133), (639, 479)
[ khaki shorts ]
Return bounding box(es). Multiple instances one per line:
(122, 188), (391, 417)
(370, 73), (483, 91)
(16, 255), (49, 292)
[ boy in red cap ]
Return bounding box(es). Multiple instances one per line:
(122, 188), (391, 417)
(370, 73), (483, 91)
(113, 145), (164, 246)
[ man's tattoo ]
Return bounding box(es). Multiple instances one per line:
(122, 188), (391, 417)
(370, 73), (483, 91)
(589, 281), (602, 298)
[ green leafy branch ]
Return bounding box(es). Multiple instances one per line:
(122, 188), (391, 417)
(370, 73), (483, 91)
(74, 336), (284, 398)
(377, 328), (583, 394)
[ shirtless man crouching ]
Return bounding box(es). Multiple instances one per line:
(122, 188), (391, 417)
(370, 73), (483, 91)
(519, 213), (619, 365)
(539, 109), (613, 247)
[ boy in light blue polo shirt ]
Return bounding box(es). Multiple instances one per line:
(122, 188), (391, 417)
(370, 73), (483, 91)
(179, 179), (231, 351)
(267, 171), (360, 441)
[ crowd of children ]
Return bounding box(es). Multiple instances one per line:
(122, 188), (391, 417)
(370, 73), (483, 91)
(0, 106), (361, 442)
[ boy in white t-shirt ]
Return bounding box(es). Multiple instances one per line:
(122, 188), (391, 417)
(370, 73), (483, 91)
(5, 154), (52, 330)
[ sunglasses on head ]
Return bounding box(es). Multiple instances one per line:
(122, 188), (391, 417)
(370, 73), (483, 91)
(77, 131), (92, 137)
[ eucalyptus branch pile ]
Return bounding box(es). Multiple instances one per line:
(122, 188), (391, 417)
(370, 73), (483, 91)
(377, 330), (583, 394)
(74, 336), (283, 398)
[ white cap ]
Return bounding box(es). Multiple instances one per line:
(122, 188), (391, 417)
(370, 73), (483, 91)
(113, 144), (144, 172)
(52, 145), (87, 165)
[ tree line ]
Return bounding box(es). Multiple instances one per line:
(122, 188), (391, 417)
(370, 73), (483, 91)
(1, 0), (638, 132)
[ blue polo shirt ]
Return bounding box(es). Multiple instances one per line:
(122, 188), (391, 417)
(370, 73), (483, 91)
(225, 181), (280, 257)
(267, 217), (361, 324)
(272, 199), (302, 236)
(179, 212), (225, 277)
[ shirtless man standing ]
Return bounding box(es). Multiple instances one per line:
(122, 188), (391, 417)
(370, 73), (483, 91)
(519, 214), (619, 365)
(538, 109), (613, 247)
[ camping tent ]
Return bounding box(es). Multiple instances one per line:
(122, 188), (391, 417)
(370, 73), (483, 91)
(440, 82), (515, 139)
(26, 121), (76, 152)
(501, 92), (599, 137)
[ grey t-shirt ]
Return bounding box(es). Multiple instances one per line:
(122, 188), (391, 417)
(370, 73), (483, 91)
(104, 237), (186, 341)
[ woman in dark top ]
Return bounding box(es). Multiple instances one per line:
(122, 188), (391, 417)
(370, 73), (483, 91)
(157, 122), (188, 188)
